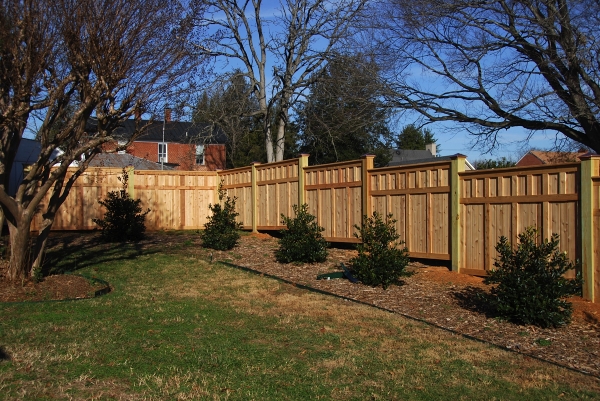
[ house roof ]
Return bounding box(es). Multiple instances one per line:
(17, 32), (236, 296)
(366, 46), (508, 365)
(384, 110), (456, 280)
(388, 149), (435, 166)
(389, 154), (475, 170)
(87, 153), (174, 170)
(87, 118), (228, 145)
(519, 150), (588, 165)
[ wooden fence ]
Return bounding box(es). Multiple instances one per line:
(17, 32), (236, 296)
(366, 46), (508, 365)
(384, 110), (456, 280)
(35, 168), (218, 231)
(458, 163), (580, 277)
(32, 154), (600, 303)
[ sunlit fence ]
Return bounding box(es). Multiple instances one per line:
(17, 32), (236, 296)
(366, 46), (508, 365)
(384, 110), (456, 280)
(32, 154), (600, 303)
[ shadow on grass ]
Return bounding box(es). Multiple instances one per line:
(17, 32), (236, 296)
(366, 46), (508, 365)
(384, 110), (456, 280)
(39, 232), (160, 277)
(451, 286), (498, 319)
(0, 346), (11, 361)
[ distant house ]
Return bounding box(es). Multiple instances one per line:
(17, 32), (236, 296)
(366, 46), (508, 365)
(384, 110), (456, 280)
(388, 143), (475, 170)
(87, 153), (173, 170)
(9, 139), (42, 196)
(91, 109), (227, 171)
(516, 150), (589, 167)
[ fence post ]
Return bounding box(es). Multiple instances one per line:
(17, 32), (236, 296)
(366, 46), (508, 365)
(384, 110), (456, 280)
(126, 166), (135, 198)
(580, 155), (597, 302)
(450, 154), (466, 273)
(298, 154), (309, 207)
(251, 162), (260, 233)
(361, 154), (375, 222)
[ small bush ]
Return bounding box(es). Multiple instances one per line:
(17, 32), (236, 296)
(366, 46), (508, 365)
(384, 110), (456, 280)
(275, 204), (328, 263)
(350, 212), (410, 289)
(201, 183), (242, 251)
(484, 227), (582, 328)
(93, 169), (150, 242)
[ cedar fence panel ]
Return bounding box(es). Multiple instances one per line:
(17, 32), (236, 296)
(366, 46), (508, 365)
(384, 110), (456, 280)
(459, 163), (580, 276)
(219, 166), (253, 230)
(304, 159), (364, 242)
(369, 160), (452, 260)
(134, 170), (218, 230)
(37, 168), (124, 230)
(593, 176), (600, 302)
(255, 159), (300, 230)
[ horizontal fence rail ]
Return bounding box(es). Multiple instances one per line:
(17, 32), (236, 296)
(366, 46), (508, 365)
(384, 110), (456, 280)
(31, 154), (600, 303)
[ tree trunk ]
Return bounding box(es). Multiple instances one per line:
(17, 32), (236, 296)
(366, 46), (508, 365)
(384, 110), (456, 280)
(265, 124), (275, 163)
(275, 114), (286, 162)
(31, 217), (53, 274)
(0, 208), (5, 237)
(7, 217), (33, 281)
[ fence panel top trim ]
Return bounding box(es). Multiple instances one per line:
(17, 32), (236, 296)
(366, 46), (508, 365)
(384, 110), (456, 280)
(304, 159), (362, 172)
(459, 162), (580, 178)
(370, 159), (452, 173)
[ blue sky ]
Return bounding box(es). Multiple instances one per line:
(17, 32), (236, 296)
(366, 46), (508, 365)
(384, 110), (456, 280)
(200, 0), (564, 164)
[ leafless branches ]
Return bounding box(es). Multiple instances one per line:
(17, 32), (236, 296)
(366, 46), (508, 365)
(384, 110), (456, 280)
(192, 0), (367, 162)
(0, 0), (205, 279)
(372, 0), (600, 153)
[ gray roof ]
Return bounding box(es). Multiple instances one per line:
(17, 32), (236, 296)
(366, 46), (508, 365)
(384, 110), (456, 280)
(87, 118), (227, 145)
(87, 153), (174, 170)
(388, 149), (435, 166)
(387, 149), (475, 170)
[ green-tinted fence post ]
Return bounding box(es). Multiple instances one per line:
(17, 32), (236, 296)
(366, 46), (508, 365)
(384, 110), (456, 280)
(580, 155), (598, 302)
(251, 161), (260, 233)
(450, 154), (466, 273)
(127, 166), (135, 198)
(298, 154), (309, 207)
(361, 154), (375, 222)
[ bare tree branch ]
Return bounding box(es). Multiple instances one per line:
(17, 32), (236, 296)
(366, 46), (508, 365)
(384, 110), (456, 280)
(371, 0), (600, 152)
(192, 0), (367, 162)
(0, 0), (207, 279)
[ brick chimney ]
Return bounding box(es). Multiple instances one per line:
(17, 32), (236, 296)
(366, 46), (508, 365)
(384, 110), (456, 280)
(164, 108), (172, 122)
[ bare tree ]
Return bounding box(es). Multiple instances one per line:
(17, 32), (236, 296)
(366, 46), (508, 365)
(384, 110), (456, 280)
(192, 0), (367, 162)
(372, 0), (600, 153)
(0, 0), (204, 280)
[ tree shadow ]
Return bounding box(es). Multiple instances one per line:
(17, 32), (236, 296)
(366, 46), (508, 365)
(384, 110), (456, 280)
(0, 346), (11, 361)
(39, 232), (160, 277)
(451, 286), (497, 319)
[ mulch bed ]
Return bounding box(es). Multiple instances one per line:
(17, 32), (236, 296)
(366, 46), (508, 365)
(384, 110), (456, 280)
(1, 231), (599, 378)
(0, 273), (107, 303)
(208, 233), (600, 378)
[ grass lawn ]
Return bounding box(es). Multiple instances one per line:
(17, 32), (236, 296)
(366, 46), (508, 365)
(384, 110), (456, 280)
(1, 238), (599, 400)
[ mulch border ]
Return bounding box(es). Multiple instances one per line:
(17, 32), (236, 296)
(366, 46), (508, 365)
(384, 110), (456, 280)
(218, 259), (600, 379)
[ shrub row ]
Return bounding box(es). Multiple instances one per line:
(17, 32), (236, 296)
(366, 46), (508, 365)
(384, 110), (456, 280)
(94, 177), (583, 328)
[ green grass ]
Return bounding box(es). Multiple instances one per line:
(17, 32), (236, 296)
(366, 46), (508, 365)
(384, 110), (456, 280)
(1, 239), (599, 400)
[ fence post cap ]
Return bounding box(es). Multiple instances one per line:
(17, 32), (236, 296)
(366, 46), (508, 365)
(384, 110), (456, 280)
(578, 152), (599, 160)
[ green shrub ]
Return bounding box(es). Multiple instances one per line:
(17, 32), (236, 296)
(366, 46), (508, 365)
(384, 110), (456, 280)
(93, 169), (150, 242)
(275, 204), (328, 263)
(484, 227), (582, 328)
(350, 212), (410, 289)
(201, 183), (242, 251)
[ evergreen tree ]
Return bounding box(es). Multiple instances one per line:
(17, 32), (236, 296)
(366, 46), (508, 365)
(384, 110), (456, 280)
(194, 72), (263, 168)
(296, 53), (392, 167)
(473, 157), (516, 170)
(394, 124), (438, 151)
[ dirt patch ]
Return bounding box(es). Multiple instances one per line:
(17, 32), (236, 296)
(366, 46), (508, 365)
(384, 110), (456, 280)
(0, 273), (107, 302)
